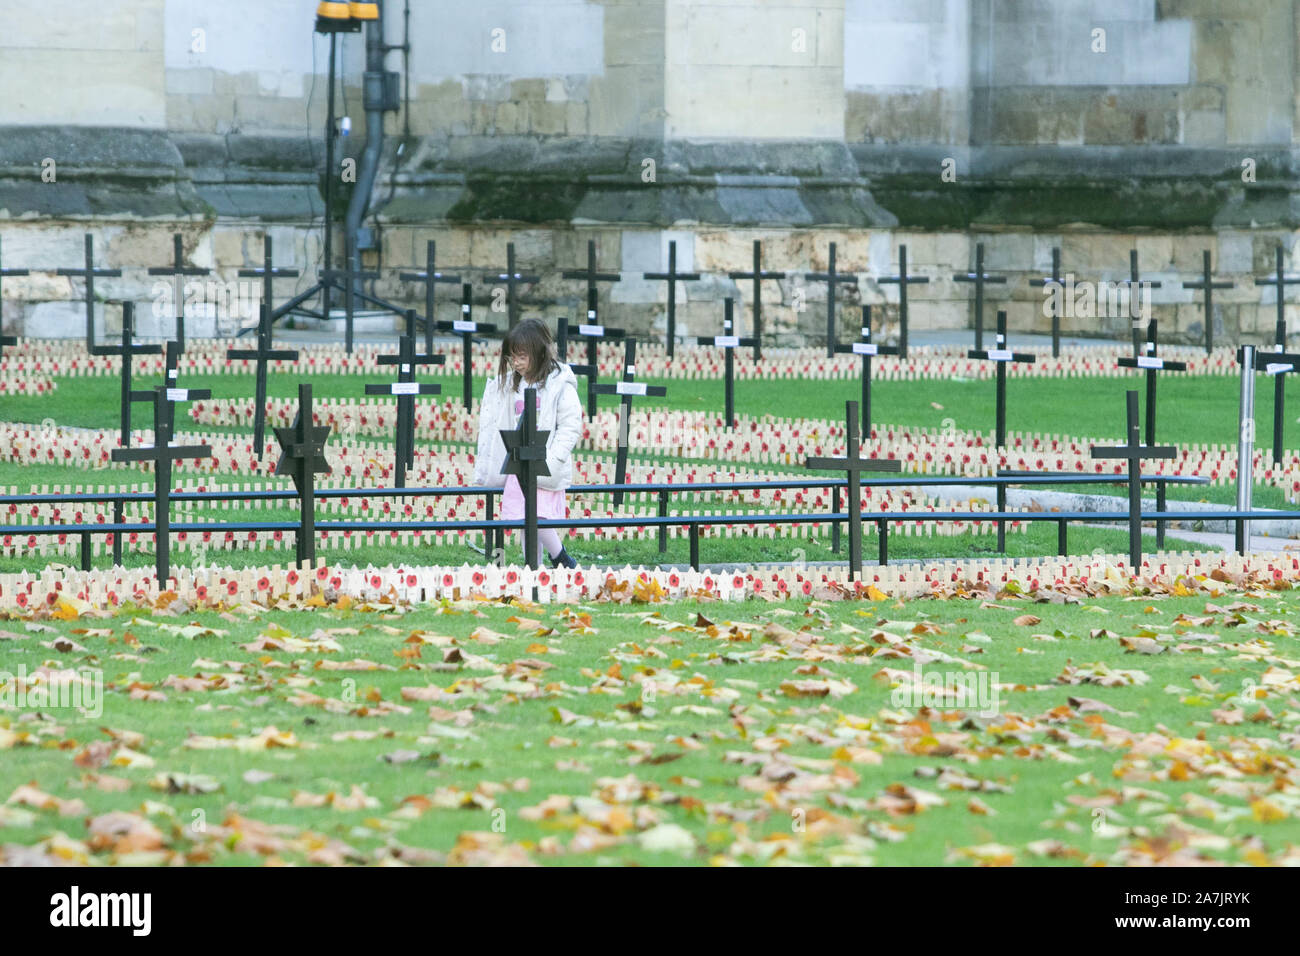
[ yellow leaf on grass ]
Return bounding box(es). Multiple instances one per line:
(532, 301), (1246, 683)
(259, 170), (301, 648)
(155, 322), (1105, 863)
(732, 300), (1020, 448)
(1252, 799), (1287, 823)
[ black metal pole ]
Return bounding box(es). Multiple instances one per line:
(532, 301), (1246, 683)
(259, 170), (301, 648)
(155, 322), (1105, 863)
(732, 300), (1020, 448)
(898, 245), (910, 359)
(1050, 246), (1061, 358)
(825, 241), (837, 359)
(666, 241), (677, 359)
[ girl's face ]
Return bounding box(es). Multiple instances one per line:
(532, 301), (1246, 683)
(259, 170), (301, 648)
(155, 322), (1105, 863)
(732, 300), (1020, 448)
(509, 349), (531, 378)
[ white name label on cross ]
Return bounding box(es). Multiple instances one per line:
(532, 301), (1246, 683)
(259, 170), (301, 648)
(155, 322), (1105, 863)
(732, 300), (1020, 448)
(1136, 356), (1164, 369)
(401, 364), (410, 373)
(987, 349), (1013, 361)
(616, 382), (647, 396)
(391, 382), (419, 395)
(168, 369), (178, 380)
(852, 342), (879, 355)
(166, 388), (188, 401)
(1267, 362), (1294, 376)
(716, 335), (739, 348)
(453, 320), (476, 333)
(579, 324), (603, 337)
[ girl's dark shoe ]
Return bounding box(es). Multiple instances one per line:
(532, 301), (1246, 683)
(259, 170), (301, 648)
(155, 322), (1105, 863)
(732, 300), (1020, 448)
(551, 547), (578, 569)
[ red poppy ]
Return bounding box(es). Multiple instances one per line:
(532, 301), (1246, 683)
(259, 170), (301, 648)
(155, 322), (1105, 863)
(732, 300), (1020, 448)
(472, 571), (485, 586)
(257, 577), (270, 591)
(538, 571), (550, 587)
(442, 573), (454, 587)
(317, 566), (330, 581)
(226, 580), (238, 596)
(370, 575), (381, 589)
(506, 570), (518, 585)
(196, 585), (208, 601)
(405, 574), (417, 588)
(330, 576), (342, 589)
(287, 570), (299, 586)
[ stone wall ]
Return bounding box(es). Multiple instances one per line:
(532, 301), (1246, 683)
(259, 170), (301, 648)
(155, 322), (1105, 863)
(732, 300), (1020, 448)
(3, 1), (1300, 349)
(6, 218), (1300, 352)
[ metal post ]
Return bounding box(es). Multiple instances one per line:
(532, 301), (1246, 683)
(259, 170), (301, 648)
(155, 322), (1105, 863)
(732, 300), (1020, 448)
(1237, 344), (1256, 554)
(1057, 518), (1067, 556)
(689, 523), (700, 570)
(657, 490), (668, 554)
(831, 485), (841, 553)
(112, 499), (123, 566)
(666, 241), (677, 358)
(997, 481), (1006, 552)
(877, 519), (888, 567)
(1156, 480), (1167, 549)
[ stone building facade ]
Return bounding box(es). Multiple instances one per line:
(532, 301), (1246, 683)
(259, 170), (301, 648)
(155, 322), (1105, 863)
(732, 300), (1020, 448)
(1, 0), (1299, 346)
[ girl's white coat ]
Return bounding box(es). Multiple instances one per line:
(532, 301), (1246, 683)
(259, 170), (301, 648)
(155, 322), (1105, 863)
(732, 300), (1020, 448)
(472, 363), (583, 491)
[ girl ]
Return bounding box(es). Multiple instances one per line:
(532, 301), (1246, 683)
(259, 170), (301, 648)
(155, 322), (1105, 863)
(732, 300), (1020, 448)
(473, 318), (583, 568)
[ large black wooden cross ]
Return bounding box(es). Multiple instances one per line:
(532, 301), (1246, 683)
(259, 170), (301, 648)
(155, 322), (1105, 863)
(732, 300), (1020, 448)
(113, 350), (212, 584)
(967, 310), (1036, 449)
(805, 241), (859, 358)
(594, 338), (666, 507)
(1236, 323), (1300, 468)
(365, 310), (443, 488)
(146, 233), (209, 353)
(728, 240), (783, 361)
(694, 297), (756, 431)
(642, 239), (700, 358)
(0, 236), (28, 350)
(483, 242), (540, 329)
(1118, 249), (1161, 357)
(1117, 318), (1186, 447)
(556, 315), (595, 391)
(1028, 246), (1064, 358)
(226, 303), (300, 459)
(274, 383), (332, 567)
(878, 243), (928, 359)
(237, 235), (299, 333)
(90, 301), (162, 450)
(400, 239), (462, 355)
(834, 305), (898, 439)
(1252, 246), (1300, 465)
(563, 239), (621, 330)
(1180, 250), (1232, 355)
(565, 318), (625, 419)
(967, 310), (1036, 551)
(953, 242), (1006, 351)
(436, 282), (496, 410)
(805, 400), (902, 580)
(56, 234), (122, 352)
(499, 386), (550, 570)
(1090, 390), (1176, 571)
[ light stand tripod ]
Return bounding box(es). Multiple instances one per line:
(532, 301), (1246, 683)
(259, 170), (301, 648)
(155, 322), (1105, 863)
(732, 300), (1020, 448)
(251, 5), (407, 351)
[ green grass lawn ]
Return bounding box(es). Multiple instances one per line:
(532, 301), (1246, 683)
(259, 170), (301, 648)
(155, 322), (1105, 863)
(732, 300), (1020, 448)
(2, 585), (1297, 866)
(6, 366), (1295, 450)
(0, 361), (1261, 574)
(0, 520), (1212, 576)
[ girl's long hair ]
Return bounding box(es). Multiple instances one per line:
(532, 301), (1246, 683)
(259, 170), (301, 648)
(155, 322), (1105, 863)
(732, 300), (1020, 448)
(497, 318), (561, 392)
